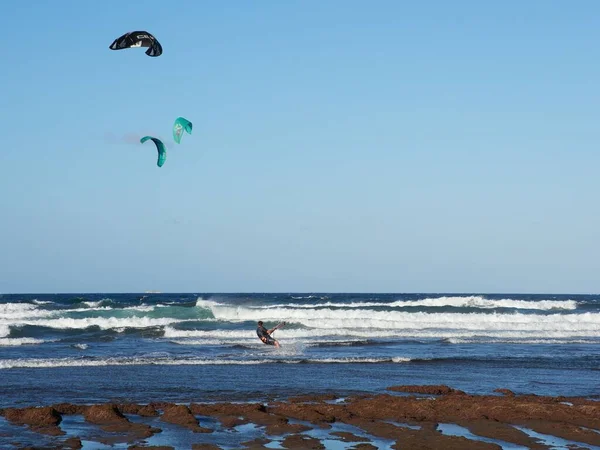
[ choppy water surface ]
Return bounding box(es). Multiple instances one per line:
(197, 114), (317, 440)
(1, 293), (599, 407)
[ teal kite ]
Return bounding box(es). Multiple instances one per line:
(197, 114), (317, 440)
(173, 117), (192, 144)
(140, 136), (167, 167)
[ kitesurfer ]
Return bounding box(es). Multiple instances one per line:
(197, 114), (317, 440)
(256, 321), (281, 348)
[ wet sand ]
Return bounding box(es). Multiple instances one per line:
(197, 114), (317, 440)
(1, 385), (599, 449)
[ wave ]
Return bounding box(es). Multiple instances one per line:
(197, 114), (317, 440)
(32, 300), (53, 305)
(445, 338), (600, 345)
(162, 326), (600, 347)
(0, 338), (47, 346)
(4, 316), (191, 332)
(0, 355), (412, 369)
(167, 336), (377, 348)
(252, 296), (578, 311)
(2, 352), (597, 370)
(0, 297), (597, 341)
(0, 303), (55, 320)
(198, 301), (600, 333)
(391, 296), (578, 311)
(0, 301), (211, 335)
(81, 298), (114, 308)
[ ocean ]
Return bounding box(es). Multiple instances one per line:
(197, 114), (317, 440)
(1, 293), (599, 408)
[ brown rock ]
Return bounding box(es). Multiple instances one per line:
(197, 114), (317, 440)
(281, 434), (325, 449)
(331, 431), (370, 442)
(83, 403), (158, 442)
(240, 437), (273, 449)
(119, 403), (142, 414)
(267, 401), (348, 425)
(161, 404), (212, 433)
(345, 419), (409, 440)
(522, 419), (600, 447)
(63, 437), (83, 449)
(40, 426), (65, 436)
(459, 419), (547, 449)
(83, 404), (127, 425)
(387, 385), (466, 396)
(190, 402), (266, 416)
(191, 402), (287, 429)
(119, 403), (159, 416)
(265, 421), (312, 436)
(337, 392), (600, 428)
(138, 404), (159, 416)
(393, 430), (502, 450)
(346, 420), (500, 449)
(3, 406), (64, 436)
(219, 415), (248, 428)
(51, 403), (86, 415)
(4, 406), (62, 427)
(350, 445), (378, 450)
(128, 446), (174, 450)
(6, 388), (600, 450)
(288, 394), (338, 403)
(149, 401), (173, 410)
(191, 444), (222, 450)
(493, 389), (515, 397)
(245, 411), (288, 426)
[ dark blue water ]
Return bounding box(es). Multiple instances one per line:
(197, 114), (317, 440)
(1, 293), (599, 407)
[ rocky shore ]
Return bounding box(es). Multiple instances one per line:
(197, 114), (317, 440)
(1, 385), (599, 449)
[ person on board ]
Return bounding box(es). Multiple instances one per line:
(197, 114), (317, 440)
(256, 320), (282, 348)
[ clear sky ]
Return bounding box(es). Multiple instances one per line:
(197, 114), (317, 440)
(1, 1), (599, 294)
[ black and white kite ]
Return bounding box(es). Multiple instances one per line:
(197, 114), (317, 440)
(109, 31), (162, 57)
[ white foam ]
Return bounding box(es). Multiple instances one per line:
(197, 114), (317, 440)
(122, 305), (155, 312)
(195, 298), (221, 310)
(65, 304), (156, 314)
(0, 355), (411, 369)
(162, 320), (600, 345)
(392, 356), (411, 363)
(446, 337), (598, 344)
(0, 303), (54, 320)
(0, 338), (46, 346)
(1, 297), (595, 343)
(0, 357), (271, 369)
(82, 301), (104, 308)
(3, 316), (190, 331)
(169, 339), (255, 346)
(259, 296), (577, 311)
(391, 296), (578, 311)
(82, 298), (114, 307)
(32, 300), (53, 305)
(308, 357), (410, 363)
(204, 304), (600, 334)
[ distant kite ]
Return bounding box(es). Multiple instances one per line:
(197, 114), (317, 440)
(109, 31), (162, 57)
(140, 136), (167, 167)
(173, 117), (193, 144)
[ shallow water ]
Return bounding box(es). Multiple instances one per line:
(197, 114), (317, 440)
(437, 423), (529, 450)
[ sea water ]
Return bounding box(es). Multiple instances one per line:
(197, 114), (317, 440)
(1, 293), (599, 408)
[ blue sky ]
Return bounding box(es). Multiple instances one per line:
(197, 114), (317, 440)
(1, 1), (599, 293)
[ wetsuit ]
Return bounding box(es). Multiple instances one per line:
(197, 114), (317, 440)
(257, 325), (277, 345)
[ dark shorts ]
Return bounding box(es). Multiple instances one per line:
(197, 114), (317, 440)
(261, 336), (277, 346)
